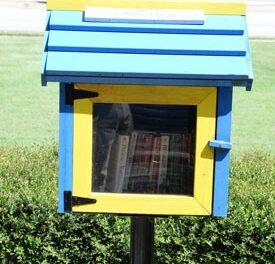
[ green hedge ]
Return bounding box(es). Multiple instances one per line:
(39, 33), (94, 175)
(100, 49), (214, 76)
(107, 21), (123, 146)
(0, 146), (274, 263)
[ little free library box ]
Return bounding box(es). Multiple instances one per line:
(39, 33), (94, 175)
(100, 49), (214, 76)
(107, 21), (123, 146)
(41, 0), (253, 217)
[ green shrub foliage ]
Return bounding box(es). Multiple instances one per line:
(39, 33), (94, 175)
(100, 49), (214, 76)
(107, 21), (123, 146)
(0, 146), (274, 263)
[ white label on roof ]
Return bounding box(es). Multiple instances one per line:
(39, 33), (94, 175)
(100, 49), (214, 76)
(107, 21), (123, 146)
(84, 7), (205, 25)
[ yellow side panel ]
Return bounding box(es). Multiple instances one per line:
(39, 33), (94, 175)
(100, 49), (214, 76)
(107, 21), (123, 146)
(47, 0), (246, 15)
(194, 89), (217, 213)
(73, 85), (216, 215)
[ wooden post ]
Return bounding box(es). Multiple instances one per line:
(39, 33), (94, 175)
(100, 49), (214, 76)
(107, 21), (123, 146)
(130, 216), (154, 264)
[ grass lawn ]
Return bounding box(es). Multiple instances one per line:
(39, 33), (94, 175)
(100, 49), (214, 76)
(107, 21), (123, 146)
(0, 35), (274, 156)
(0, 35), (58, 146)
(232, 41), (275, 156)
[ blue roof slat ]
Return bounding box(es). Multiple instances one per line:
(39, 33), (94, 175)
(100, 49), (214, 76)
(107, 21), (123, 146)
(45, 51), (249, 80)
(48, 30), (246, 56)
(49, 11), (245, 35)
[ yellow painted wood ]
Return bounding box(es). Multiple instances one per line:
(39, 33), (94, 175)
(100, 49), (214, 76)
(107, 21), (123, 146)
(73, 99), (93, 198)
(73, 193), (209, 215)
(47, 0), (246, 15)
(194, 89), (216, 213)
(73, 84), (217, 215)
(77, 84), (214, 105)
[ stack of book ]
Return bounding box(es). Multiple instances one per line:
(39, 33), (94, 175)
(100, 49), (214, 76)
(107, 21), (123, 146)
(105, 130), (195, 195)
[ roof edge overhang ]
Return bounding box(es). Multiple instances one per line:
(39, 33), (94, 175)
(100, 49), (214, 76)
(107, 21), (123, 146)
(41, 74), (253, 91)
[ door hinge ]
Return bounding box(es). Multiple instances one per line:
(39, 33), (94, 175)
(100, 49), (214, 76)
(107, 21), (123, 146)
(64, 191), (97, 212)
(65, 83), (99, 105)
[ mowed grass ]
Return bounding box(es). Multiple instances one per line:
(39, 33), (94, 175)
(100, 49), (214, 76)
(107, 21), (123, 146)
(0, 35), (274, 156)
(232, 41), (275, 156)
(0, 35), (58, 146)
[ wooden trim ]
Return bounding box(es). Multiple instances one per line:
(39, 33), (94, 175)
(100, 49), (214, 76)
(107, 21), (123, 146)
(47, 0), (246, 15)
(72, 84), (217, 215)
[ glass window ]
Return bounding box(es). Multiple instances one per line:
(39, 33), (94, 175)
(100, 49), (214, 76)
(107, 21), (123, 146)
(92, 103), (196, 195)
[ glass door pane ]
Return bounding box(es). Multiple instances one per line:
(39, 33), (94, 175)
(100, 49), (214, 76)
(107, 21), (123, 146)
(92, 103), (196, 195)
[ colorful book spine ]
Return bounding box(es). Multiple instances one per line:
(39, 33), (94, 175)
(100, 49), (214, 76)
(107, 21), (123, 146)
(130, 133), (145, 178)
(173, 134), (183, 193)
(148, 135), (161, 192)
(158, 135), (169, 192)
(116, 130), (194, 195)
(140, 133), (154, 176)
(149, 136), (161, 181)
(123, 131), (138, 191)
(182, 132), (194, 194)
(107, 134), (129, 192)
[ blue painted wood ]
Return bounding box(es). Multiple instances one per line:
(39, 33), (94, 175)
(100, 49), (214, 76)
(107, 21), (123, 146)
(41, 31), (49, 81)
(209, 139), (232, 150)
(41, 75), (47, 86)
(243, 26), (254, 91)
(58, 84), (73, 213)
(44, 75), (235, 87)
(43, 31), (49, 52)
(49, 11), (245, 35)
(45, 11), (51, 31)
(41, 52), (47, 74)
(41, 52), (49, 87)
(48, 30), (246, 56)
(45, 51), (250, 80)
(213, 86), (233, 217)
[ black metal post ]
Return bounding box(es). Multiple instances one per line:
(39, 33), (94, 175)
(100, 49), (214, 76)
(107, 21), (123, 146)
(130, 216), (154, 264)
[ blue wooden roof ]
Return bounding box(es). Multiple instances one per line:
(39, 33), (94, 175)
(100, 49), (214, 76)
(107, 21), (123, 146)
(42, 11), (253, 90)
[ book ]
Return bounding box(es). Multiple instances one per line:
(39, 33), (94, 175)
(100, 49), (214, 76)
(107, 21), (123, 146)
(182, 132), (195, 194)
(139, 133), (154, 176)
(148, 135), (161, 192)
(166, 134), (183, 194)
(128, 132), (154, 192)
(106, 134), (129, 192)
(116, 130), (194, 195)
(173, 134), (184, 193)
(123, 131), (138, 191)
(130, 133), (145, 178)
(158, 135), (169, 192)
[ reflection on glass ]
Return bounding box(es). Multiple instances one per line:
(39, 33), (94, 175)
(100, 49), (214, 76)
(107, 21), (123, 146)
(92, 103), (196, 195)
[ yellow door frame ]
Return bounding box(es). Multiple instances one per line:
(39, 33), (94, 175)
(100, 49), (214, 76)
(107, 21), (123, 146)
(72, 84), (216, 215)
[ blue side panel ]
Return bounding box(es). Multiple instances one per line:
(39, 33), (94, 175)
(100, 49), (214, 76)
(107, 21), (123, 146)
(58, 84), (73, 213)
(47, 30), (246, 56)
(49, 11), (244, 35)
(213, 87), (233, 217)
(45, 51), (249, 80)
